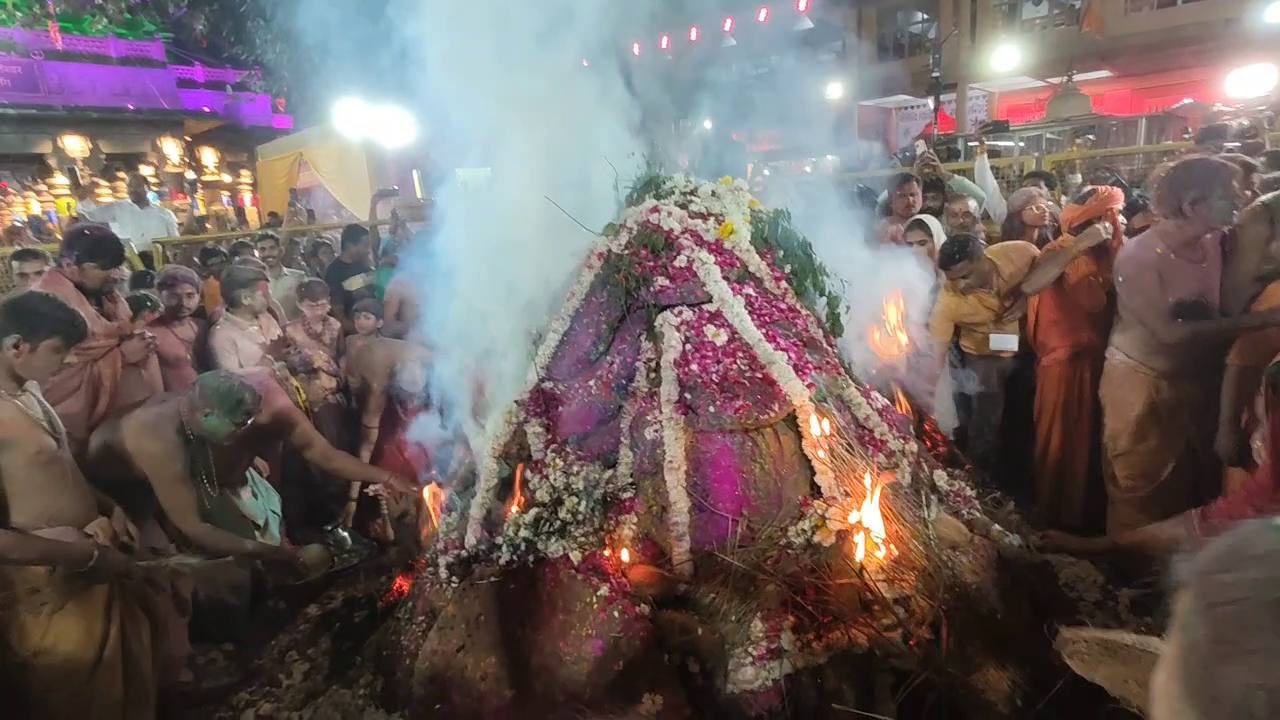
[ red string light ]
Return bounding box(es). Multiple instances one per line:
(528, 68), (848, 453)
(629, 3), (814, 59)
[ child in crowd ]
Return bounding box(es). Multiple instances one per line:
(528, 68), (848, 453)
(347, 298), (384, 355)
(128, 270), (157, 292)
(306, 237), (336, 277)
(125, 291), (163, 331)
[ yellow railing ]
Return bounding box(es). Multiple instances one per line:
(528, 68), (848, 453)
(152, 220), (393, 267)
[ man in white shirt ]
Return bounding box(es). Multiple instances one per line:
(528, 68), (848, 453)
(75, 173), (179, 271)
(254, 230), (306, 320)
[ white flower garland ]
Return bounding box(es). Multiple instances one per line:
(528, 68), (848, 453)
(657, 310), (693, 576)
(687, 244), (842, 500)
(614, 337), (655, 549)
(465, 229), (620, 548)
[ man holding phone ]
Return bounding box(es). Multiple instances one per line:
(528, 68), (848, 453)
(74, 171), (179, 272)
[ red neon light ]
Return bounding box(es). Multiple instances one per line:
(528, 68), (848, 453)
(660, 34), (670, 50)
(689, 26), (699, 42)
(757, 7), (769, 22)
(796, 0), (809, 11)
(632, 42), (641, 56)
(723, 17), (735, 32)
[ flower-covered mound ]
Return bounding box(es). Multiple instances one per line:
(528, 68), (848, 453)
(391, 172), (1050, 717)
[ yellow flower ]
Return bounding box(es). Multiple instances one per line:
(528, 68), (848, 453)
(718, 222), (735, 239)
(748, 197), (761, 210)
(719, 175), (734, 186)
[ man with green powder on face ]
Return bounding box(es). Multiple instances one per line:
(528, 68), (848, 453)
(85, 368), (419, 562)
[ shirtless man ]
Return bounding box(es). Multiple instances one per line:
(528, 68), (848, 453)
(86, 367), (417, 563)
(345, 337), (437, 532)
(0, 290), (158, 719)
(1101, 155), (1280, 534)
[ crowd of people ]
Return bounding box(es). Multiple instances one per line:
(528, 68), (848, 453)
(0, 189), (448, 717)
(872, 133), (1280, 566)
(7, 127), (1280, 716)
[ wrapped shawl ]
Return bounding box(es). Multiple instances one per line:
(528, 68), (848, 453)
(34, 268), (162, 450)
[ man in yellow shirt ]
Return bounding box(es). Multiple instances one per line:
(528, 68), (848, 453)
(930, 228), (1111, 476)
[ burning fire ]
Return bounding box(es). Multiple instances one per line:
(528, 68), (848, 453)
(868, 291), (911, 362)
(603, 547), (632, 563)
(421, 483), (445, 529)
(847, 472), (893, 563)
(893, 387), (912, 418)
(509, 462), (525, 516)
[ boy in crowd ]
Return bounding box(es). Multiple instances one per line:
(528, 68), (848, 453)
(348, 298), (385, 355)
(7, 246), (50, 292)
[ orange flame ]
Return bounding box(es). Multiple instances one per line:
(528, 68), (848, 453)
(421, 483), (445, 529)
(868, 291), (911, 362)
(509, 463), (525, 516)
(847, 471), (894, 563)
(894, 387), (912, 418)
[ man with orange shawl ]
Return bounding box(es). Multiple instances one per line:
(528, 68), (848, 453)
(1027, 186), (1125, 533)
(34, 224), (163, 454)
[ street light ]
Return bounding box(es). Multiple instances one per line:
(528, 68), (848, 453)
(824, 81), (845, 101)
(702, 118), (714, 130)
(1265, 1), (1280, 24)
(332, 97), (370, 140)
(1224, 62), (1279, 100)
(331, 97), (419, 149)
(989, 42), (1022, 73)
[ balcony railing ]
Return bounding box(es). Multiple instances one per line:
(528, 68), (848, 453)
(992, 0), (1082, 34)
(1124, 0), (1213, 12)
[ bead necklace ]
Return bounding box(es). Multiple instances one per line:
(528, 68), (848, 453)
(180, 399), (222, 505)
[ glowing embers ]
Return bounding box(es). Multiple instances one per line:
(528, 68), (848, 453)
(867, 290), (911, 362)
(848, 472), (894, 563)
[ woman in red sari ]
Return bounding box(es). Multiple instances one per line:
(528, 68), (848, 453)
(1041, 354), (1280, 555)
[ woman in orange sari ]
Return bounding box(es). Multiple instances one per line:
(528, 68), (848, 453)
(1027, 186), (1126, 533)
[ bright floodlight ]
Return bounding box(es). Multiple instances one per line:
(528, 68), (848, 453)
(1224, 62), (1280, 100)
(369, 104), (418, 149)
(1265, 1), (1280, 24)
(824, 81), (845, 101)
(990, 42), (1021, 73)
(702, 118), (714, 130)
(332, 97), (370, 139)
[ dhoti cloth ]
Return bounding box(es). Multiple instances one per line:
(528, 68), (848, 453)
(1099, 354), (1221, 534)
(1033, 352), (1105, 533)
(0, 530), (159, 719)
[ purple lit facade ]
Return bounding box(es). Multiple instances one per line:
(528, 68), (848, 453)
(0, 27), (292, 130)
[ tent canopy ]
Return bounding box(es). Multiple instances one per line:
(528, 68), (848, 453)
(255, 125), (376, 220)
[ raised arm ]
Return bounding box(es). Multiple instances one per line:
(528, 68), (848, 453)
(268, 389), (413, 491)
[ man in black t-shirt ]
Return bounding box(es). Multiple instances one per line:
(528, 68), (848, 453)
(324, 223), (376, 331)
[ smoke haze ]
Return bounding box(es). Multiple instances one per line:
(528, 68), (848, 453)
(283, 1), (944, 453)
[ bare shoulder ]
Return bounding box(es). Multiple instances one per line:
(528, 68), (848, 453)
(113, 402), (183, 466)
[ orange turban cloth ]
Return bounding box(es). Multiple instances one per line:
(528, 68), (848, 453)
(1038, 186), (1128, 314)
(1059, 185), (1126, 252)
